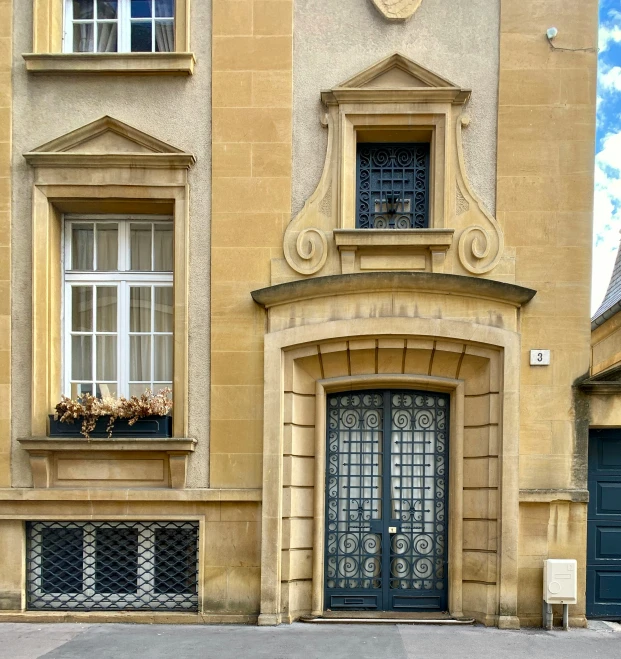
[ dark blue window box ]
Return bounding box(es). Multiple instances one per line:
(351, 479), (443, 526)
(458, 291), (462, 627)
(48, 415), (173, 438)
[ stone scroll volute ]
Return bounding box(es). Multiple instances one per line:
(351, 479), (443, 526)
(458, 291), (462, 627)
(454, 115), (504, 275)
(283, 113), (335, 277)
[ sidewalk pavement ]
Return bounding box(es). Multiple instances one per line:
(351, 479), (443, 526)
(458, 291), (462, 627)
(0, 620), (620, 659)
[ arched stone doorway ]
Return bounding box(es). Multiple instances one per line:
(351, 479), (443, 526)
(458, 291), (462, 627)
(252, 273), (534, 628)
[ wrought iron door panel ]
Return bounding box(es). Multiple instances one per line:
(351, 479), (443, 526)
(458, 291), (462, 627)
(325, 390), (449, 612)
(325, 392), (384, 610)
(388, 392), (448, 611)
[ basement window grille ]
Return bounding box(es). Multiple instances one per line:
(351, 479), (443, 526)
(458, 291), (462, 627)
(26, 521), (199, 611)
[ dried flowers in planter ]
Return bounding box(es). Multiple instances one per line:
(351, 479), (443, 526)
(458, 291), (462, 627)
(52, 389), (173, 439)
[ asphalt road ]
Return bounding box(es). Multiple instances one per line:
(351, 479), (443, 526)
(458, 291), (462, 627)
(0, 621), (620, 659)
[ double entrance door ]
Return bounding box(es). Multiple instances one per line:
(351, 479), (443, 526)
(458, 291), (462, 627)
(324, 390), (449, 612)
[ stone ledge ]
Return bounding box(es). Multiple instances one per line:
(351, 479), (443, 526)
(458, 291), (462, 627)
(334, 229), (454, 248)
(0, 612), (258, 624)
(252, 272), (537, 309)
(0, 488), (262, 502)
(333, 229), (455, 274)
(23, 52), (195, 76)
(519, 489), (589, 503)
(18, 437), (198, 489)
(18, 437), (196, 453)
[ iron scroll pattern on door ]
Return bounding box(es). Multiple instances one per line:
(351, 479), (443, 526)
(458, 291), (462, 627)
(389, 392), (448, 608)
(325, 392), (384, 610)
(325, 390), (449, 611)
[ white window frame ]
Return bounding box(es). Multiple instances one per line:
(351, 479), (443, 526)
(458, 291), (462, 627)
(63, 215), (174, 400)
(63, 0), (176, 54)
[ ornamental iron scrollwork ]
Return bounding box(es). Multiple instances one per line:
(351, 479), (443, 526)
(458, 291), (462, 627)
(356, 143), (430, 229)
(325, 389), (448, 610)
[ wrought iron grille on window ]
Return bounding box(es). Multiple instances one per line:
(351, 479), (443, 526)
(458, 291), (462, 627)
(26, 521), (198, 611)
(356, 143), (430, 229)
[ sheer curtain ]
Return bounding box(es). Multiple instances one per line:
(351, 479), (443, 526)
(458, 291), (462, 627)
(155, 21), (174, 52)
(97, 23), (118, 52)
(131, 225), (152, 271)
(130, 287), (152, 386)
(334, 409), (382, 588)
(96, 225), (118, 271)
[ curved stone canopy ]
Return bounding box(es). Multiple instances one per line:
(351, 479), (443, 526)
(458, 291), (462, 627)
(251, 271), (536, 309)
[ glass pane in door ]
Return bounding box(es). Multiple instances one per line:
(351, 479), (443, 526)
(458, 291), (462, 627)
(390, 392), (448, 596)
(325, 392), (383, 595)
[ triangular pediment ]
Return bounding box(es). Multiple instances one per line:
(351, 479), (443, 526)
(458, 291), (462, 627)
(28, 116), (187, 155)
(336, 53), (460, 90)
(24, 116), (195, 169)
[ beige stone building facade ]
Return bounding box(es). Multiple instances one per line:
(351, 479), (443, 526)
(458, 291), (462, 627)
(0, 0), (608, 628)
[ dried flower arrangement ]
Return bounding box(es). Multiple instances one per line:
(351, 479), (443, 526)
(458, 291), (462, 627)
(54, 389), (173, 439)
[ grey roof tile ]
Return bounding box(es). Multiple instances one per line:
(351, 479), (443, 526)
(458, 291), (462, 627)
(593, 242), (621, 324)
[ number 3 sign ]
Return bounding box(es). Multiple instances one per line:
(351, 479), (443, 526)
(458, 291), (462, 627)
(530, 350), (551, 366)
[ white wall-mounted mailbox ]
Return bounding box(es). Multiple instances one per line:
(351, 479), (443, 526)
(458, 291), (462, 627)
(543, 559), (577, 604)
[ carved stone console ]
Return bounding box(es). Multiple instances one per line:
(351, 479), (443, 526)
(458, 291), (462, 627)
(18, 437), (197, 489)
(334, 228), (454, 274)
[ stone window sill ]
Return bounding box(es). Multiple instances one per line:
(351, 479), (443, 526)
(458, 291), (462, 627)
(18, 437), (197, 489)
(23, 52), (195, 76)
(333, 228), (454, 274)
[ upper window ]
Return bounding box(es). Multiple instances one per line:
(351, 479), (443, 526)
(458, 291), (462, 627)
(64, 0), (175, 54)
(356, 143), (430, 229)
(64, 217), (174, 399)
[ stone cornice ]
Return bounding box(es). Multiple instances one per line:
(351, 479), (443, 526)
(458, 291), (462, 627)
(0, 488), (262, 502)
(251, 272), (536, 309)
(18, 437), (197, 453)
(577, 380), (621, 395)
(23, 52), (195, 76)
(321, 87), (471, 106)
(23, 152), (196, 169)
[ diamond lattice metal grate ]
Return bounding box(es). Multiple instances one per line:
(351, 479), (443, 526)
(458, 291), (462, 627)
(26, 521), (199, 611)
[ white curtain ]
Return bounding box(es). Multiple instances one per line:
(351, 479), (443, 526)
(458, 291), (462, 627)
(96, 225), (118, 271)
(131, 226), (152, 271)
(335, 417), (382, 587)
(97, 22), (118, 52)
(72, 224), (94, 270)
(155, 21), (174, 52)
(153, 226), (173, 271)
(74, 24), (94, 53)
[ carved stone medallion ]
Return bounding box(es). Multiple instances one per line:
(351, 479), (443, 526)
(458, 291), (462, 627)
(369, 0), (423, 21)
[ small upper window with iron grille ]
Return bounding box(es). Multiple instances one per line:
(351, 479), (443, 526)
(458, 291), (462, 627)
(356, 143), (430, 229)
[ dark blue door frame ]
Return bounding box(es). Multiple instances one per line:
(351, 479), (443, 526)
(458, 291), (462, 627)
(587, 429), (621, 619)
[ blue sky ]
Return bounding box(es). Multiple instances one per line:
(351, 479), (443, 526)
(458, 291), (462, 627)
(593, 1), (621, 313)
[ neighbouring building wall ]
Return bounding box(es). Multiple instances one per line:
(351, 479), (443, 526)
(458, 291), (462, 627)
(292, 0), (500, 217)
(10, 1), (212, 487)
(496, 0), (598, 626)
(0, 0), (11, 488)
(592, 314), (621, 377)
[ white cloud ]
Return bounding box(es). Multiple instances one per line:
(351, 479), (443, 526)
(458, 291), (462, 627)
(592, 131), (621, 313)
(600, 24), (621, 52)
(599, 66), (621, 92)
